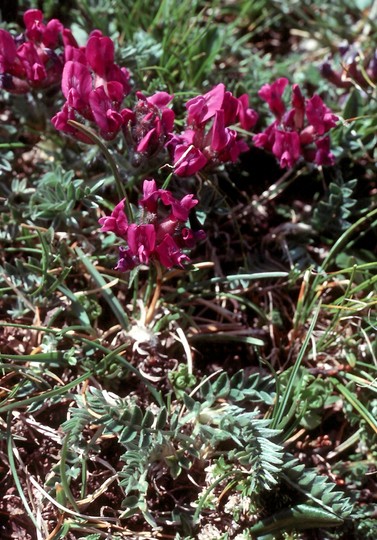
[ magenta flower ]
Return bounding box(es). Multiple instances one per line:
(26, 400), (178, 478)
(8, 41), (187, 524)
(155, 234), (190, 268)
(0, 30), (29, 93)
(237, 94), (259, 130)
(186, 83), (226, 124)
(253, 79), (338, 168)
(172, 144), (208, 176)
(163, 193), (198, 222)
(223, 134), (249, 162)
(0, 29), (18, 74)
(258, 77), (289, 120)
(42, 19), (64, 48)
(62, 60), (92, 113)
(84, 30), (130, 96)
(143, 91), (174, 109)
(139, 177), (199, 222)
(272, 130), (301, 169)
(169, 84), (258, 176)
(52, 26), (131, 141)
(253, 122), (276, 153)
(99, 180), (205, 271)
(290, 84), (305, 130)
(23, 9), (45, 43)
(127, 224), (156, 265)
(137, 128), (159, 154)
(98, 199), (129, 239)
(89, 86), (124, 139)
(181, 227), (206, 249)
(314, 136), (335, 166)
(17, 42), (47, 84)
(116, 246), (138, 272)
(139, 179), (163, 213)
(122, 91), (174, 159)
(62, 28), (79, 49)
(221, 90), (240, 125)
(103, 64), (131, 96)
(64, 45), (86, 64)
(51, 104), (93, 143)
(23, 9), (64, 49)
(85, 32), (115, 78)
(0, 10), (70, 95)
(210, 110), (230, 152)
(305, 95), (338, 136)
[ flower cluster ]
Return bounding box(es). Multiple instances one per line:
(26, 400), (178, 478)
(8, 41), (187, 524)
(3, 9), (342, 275)
(51, 30), (131, 141)
(3, 9), (340, 176)
(122, 91), (175, 163)
(167, 83), (258, 176)
(253, 78), (338, 167)
(0, 9), (75, 94)
(99, 180), (205, 271)
(321, 42), (377, 91)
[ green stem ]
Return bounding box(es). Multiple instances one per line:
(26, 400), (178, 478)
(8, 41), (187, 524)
(0, 372), (92, 414)
(320, 206), (377, 272)
(7, 414), (39, 529)
(60, 434), (81, 512)
(271, 303), (321, 429)
(67, 120), (133, 220)
(162, 172), (173, 190)
(146, 262), (163, 325)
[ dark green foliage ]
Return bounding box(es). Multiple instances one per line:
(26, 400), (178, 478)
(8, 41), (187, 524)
(312, 176), (357, 237)
(28, 166), (102, 226)
(53, 373), (353, 533)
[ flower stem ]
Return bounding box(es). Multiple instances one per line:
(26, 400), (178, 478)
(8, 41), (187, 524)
(162, 172), (173, 190)
(145, 262), (162, 325)
(67, 120), (134, 221)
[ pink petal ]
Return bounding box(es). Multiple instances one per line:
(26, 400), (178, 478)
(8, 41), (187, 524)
(146, 91), (174, 108)
(43, 19), (63, 48)
(89, 86), (123, 138)
(86, 33), (114, 77)
(62, 28), (79, 48)
(51, 104), (93, 143)
(62, 60), (92, 104)
(258, 77), (289, 120)
(127, 224), (156, 264)
(222, 90), (239, 125)
(0, 29), (17, 69)
(272, 130), (301, 168)
(98, 199), (128, 238)
(306, 95), (338, 135)
(186, 83), (225, 124)
(210, 110), (230, 152)
(173, 145), (208, 176)
(314, 136), (335, 166)
(237, 94), (258, 130)
(23, 9), (44, 42)
(136, 128), (157, 153)
(155, 234), (190, 268)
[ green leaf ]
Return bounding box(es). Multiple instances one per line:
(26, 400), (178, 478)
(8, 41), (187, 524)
(75, 246), (129, 329)
(250, 503), (344, 537)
